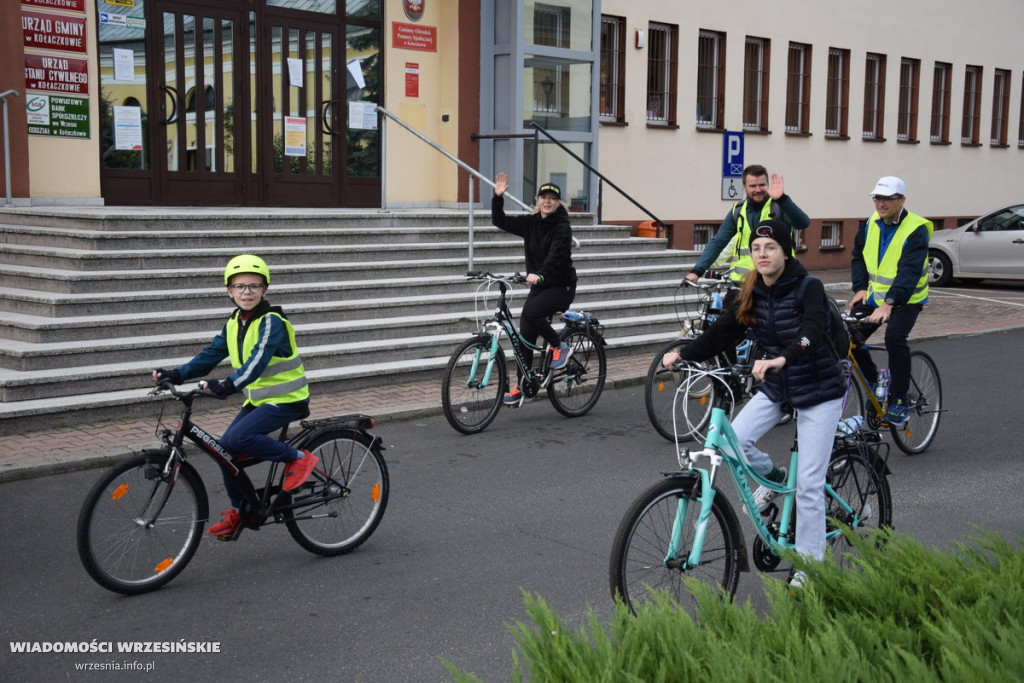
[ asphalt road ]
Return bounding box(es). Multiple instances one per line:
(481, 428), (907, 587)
(1, 329), (1022, 682)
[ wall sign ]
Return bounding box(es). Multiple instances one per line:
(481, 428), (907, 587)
(24, 53), (89, 95)
(405, 62), (419, 98)
(26, 93), (90, 138)
(21, 0), (87, 11)
(22, 9), (88, 53)
(392, 22), (437, 52)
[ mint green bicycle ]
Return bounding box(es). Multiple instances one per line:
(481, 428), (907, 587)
(610, 363), (892, 616)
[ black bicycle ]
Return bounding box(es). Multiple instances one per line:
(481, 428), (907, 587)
(441, 271), (607, 434)
(77, 382), (389, 595)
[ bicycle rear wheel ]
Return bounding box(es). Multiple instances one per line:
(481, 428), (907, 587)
(77, 450), (208, 595)
(825, 444), (892, 568)
(609, 476), (742, 617)
(890, 350), (942, 455)
(285, 429), (389, 555)
(442, 336), (506, 434)
(644, 339), (718, 442)
(548, 326), (606, 417)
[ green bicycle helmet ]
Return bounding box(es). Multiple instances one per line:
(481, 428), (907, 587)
(224, 254), (271, 286)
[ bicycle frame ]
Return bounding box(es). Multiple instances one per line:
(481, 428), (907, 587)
(670, 370), (868, 571)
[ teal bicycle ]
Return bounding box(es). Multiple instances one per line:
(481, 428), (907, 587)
(610, 363), (892, 616)
(441, 271), (607, 434)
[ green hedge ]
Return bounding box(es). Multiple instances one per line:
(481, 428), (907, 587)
(448, 529), (1024, 682)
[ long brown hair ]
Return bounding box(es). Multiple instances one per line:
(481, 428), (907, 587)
(735, 271), (759, 327)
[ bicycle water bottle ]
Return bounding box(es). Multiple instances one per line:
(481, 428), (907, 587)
(874, 369), (890, 403)
(711, 290), (724, 311)
(836, 415), (865, 435)
(563, 311), (582, 323)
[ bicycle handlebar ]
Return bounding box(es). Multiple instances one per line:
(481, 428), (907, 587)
(465, 271), (528, 285)
(150, 380), (223, 400)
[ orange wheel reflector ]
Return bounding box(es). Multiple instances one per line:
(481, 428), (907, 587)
(656, 382), (665, 393)
(111, 483), (129, 501)
(371, 483), (381, 503)
(154, 558), (173, 573)
(699, 396), (708, 407)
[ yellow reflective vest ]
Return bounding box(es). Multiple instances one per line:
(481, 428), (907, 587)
(729, 199), (779, 281)
(226, 310), (309, 406)
(863, 210), (934, 306)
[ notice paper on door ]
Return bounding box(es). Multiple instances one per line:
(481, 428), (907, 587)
(288, 58), (303, 86)
(348, 101), (377, 130)
(284, 116), (307, 156)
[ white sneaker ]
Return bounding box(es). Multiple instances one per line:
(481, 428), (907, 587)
(752, 485), (776, 512)
(788, 570), (808, 591)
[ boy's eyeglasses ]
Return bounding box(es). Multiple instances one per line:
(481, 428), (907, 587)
(228, 283), (265, 293)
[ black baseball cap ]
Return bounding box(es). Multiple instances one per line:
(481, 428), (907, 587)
(537, 183), (561, 199)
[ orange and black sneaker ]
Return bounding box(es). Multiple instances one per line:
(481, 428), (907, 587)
(282, 450), (319, 491)
(503, 385), (530, 407)
(208, 509), (241, 537)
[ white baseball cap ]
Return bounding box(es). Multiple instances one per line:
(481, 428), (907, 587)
(868, 176), (906, 197)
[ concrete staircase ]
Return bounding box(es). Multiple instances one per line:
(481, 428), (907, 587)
(0, 207), (698, 434)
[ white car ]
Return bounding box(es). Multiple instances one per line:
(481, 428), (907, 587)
(928, 203), (1024, 286)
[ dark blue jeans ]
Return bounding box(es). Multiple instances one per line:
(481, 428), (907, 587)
(850, 303), (922, 401)
(219, 402), (309, 508)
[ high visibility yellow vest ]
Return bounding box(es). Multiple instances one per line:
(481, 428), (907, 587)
(226, 311), (309, 406)
(863, 210), (934, 306)
(730, 199), (779, 281)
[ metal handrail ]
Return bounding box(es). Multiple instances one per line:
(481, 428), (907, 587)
(1, 89), (19, 207)
(528, 121), (666, 238)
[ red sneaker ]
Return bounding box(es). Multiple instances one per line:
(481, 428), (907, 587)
(282, 450), (319, 491)
(208, 509), (241, 536)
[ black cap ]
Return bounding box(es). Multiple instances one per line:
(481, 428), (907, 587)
(537, 183), (561, 199)
(750, 219), (793, 256)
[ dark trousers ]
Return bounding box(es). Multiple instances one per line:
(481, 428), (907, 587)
(219, 402), (308, 508)
(850, 303), (922, 401)
(517, 284), (575, 379)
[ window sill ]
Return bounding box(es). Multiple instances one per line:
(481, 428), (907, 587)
(825, 134), (850, 141)
(742, 128), (772, 135)
(930, 140), (952, 146)
(646, 122), (680, 130)
(599, 120), (628, 128)
(820, 245), (846, 252)
(784, 131), (812, 137)
(960, 141), (982, 148)
(695, 125), (727, 134)
(897, 138), (920, 145)
(862, 136), (886, 143)
(990, 143), (1010, 149)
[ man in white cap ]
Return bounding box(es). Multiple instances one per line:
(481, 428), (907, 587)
(850, 176), (933, 427)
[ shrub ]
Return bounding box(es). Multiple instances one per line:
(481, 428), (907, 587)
(447, 529), (1024, 681)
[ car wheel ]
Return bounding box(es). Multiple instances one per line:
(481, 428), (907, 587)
(928, 251), (953, 287)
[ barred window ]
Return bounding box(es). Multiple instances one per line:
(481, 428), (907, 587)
(743, 37), (769, 132)
(863, 53), (886, 139)
(930, 62), (951, 143)
(897, 58), (920, 142)
(693, 224), (716, 250)
(647, 23), (678, 125)
(696, 30), (725, 129)
(599, 16), (625, 122)
(825, 48), (849, 138)
(821, 221), (843, 249)
(991, 68), (1010, 146)
(961, 65), (982, 144)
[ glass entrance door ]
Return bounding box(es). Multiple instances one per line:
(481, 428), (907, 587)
(259, 15), (341, 206)
(155, 4), (245, 204)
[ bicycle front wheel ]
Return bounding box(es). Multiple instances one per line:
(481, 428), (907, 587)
(644, 339), (718, 442)
(76, 450), (208, 595)
(285, 429), (389, 555)
(609, 477), (742, 617)
(825, 445), (892, 568)
(442, 336), (506, 434)
(548, 327), (606, 417)
(890, 350), (942, 455)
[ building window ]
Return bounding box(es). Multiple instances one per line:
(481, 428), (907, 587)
(1019, 73), (1024, 146)
(863, 53), (886, 139)
(825, 48), (849, 138)
(599, 16), (625, 123)
(962, 65), (982, 144)
(793, 227), (806, 252)
(743, 37), (769, 132)
(991, 68), (1010, 146)
(821, 221), (843, 249)
(897, 58), (920, 142)
(931, 62), (951, 143)
(785, 42), (811, 134)
(647, 23), (678, 125)
(532, 4), (570, 48)
(696, 30), (725, 129)
(693, 224), (716, 250)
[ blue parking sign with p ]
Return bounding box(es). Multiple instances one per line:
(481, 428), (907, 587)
(722, 132), (744, 177)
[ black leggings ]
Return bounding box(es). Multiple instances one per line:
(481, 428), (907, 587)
(850, 302), (922, 400)
(518, 284), (576, 377)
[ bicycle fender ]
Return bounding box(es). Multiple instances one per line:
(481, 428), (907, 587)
(662, 471), (751, 573)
